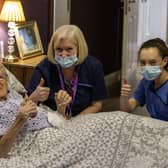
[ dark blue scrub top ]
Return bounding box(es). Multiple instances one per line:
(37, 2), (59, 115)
(133, 79), (168, 121)
(27, 56), (107, 116)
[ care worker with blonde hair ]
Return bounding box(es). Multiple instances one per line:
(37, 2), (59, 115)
(28, 25), (107, 119)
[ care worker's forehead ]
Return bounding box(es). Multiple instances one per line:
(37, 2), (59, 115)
(55, 38), (76, 48)
(139, 47), (161, 61)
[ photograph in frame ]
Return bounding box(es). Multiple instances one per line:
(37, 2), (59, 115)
(15, 21), (44, 59)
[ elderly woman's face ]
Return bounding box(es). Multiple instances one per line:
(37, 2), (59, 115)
(0, 70), (8, 100)
(55, 38), (77, 57)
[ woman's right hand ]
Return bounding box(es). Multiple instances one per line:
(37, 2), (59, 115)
(121, 80), (132, 97)
(55, 90), (72, 118)
(29, 78), (50, 103)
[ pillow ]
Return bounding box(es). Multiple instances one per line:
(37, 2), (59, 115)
(5, 67), (27, 94)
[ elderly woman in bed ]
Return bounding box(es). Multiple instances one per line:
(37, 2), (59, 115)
(0, 64), (71, 158)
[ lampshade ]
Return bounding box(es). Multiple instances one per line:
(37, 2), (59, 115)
(0, 0), (25, 22)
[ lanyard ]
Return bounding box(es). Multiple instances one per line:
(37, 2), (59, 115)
(57, 65), (78, 118)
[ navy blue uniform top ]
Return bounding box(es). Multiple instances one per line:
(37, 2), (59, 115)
(133, 79), (168, 121)
(27, 56), (107, 116)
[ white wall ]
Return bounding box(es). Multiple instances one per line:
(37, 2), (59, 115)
(53, 0), (70, 31)
(122, 0), (168, 87)
(137, 0), (168, 47)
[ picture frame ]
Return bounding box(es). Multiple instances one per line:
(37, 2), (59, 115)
(15, 21), (44, 59)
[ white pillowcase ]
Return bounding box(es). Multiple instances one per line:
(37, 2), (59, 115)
(5, 67), (26, 93)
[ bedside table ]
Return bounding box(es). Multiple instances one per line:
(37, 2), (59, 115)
(3, 55), (45, 87)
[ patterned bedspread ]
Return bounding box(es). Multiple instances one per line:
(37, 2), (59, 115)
(0, 111), (168, 168)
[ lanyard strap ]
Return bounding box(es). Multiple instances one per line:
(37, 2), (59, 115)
(57, 65), (78, 117)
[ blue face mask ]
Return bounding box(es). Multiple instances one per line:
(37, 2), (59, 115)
(140, 66), (161, 81)
(55, 55), (78, 68)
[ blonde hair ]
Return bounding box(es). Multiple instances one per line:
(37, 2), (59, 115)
(47, 25), (88, 64)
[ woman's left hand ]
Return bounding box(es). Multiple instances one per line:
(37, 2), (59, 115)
(19, 100), (37, 119)
(55, 90), (72, 118)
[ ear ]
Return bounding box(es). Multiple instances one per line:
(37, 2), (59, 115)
(163, 56), (168, 66)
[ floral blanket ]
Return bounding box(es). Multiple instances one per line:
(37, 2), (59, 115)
(0, 111), (168, 168)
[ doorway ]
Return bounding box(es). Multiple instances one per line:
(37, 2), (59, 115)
(70, 0), (124, 75)
(122, 0), (168, 88)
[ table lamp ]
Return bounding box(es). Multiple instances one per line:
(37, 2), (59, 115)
(0, 0), (25, 62)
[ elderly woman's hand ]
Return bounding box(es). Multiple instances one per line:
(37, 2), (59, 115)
(55, 90), (72, 118)
(19, 99), (37, 120)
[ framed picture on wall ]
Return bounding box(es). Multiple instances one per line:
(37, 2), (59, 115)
(15, 21), (44, 59)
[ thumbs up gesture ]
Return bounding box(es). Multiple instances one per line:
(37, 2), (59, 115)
(38, 78), (45, 87)
(55, 90), (72, 118)
(18, 93), (37, 119)
(121, 79), (132, 97)
(20, 93), (29, 106)
(19, 99), (37, 120)
(29, 78), (50, 103)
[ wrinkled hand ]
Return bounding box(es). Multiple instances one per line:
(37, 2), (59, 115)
(19, 98), (37, 120)
(55, 90), (72, 117)
(31, 78), (50, 102)
(121, 79), (132, 97)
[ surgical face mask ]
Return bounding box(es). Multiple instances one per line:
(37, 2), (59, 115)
(55, 55), (78, 68)
(140, 66), (161, 81)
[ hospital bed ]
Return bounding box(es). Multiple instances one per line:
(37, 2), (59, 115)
(1, 67), (168, 168)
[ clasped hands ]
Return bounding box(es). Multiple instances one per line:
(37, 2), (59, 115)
(55, 90), (72, 119)
(18, 95), (37, 120)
